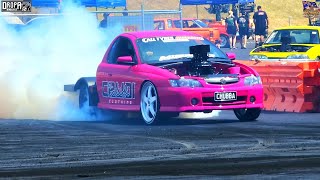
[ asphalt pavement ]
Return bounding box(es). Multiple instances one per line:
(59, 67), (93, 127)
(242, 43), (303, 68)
(1, 110), (320, 179)
(2, 39), (320, 179)
(221, 39), (255, 60)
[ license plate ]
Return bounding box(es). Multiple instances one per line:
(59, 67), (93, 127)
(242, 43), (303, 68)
(214, 92), (237, 101)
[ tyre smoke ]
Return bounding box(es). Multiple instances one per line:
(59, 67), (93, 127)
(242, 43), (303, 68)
(0, 3), (121, 121)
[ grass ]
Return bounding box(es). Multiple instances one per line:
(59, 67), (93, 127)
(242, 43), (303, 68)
(123, 0), (309, 31)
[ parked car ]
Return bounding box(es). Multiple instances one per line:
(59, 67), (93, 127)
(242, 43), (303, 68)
(0, 12), (25, 32)
(201, 19), (230, 48)
(250, 26), (320, 60)
(154, 18), (221, 47)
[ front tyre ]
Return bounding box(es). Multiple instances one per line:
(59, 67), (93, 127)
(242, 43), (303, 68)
(234, 108), (261, 122)
(140, 81), (160, 125)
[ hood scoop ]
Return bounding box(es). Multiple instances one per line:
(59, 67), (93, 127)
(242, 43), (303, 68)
(204, 74), (239, 84)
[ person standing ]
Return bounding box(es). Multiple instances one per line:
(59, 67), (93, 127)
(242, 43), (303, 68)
(253, 5), (269, 47)
(123, 7), (128, 16)
(225, 11), (238, 49)
(237, 12), (250, 49)
(99, 13), (110, 28)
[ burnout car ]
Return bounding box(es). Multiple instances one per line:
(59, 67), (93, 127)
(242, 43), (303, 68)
(250, 26), (320, 60)
(65, 31), (263, 125)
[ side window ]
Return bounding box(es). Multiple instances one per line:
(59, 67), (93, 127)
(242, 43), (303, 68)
(173, 20), (181, 28)
(183, 20), (189, 28)
(154, 21), (165, 30)
(167, 20), (172, 28)
(310, 31), (320, 44)
(189, 20), (198, 28)
(107, 38), (121, 64)
(106, 37), (137, 64)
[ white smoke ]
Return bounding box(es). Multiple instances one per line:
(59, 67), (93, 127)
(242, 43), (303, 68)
(0, 2), (122, 121)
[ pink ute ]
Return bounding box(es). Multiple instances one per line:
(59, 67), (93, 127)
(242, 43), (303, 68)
(64, 30), (263, 125)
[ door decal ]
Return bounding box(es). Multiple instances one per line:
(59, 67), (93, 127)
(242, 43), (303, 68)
(102, 81), (136, 104)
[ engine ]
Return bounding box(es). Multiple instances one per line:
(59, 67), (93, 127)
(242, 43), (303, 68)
(161, 45), (237, 78)
(187, 44), (214, 76)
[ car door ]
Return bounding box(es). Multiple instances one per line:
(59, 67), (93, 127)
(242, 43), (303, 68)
(97, 36), (140, 111)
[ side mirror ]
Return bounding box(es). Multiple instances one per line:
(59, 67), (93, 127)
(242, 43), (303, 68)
(226, 52), (236, 60)
(117, 56), (135, 65)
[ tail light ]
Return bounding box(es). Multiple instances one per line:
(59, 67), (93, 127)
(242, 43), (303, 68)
(210, 31), (214, 38)
(209, 31), (214, 42)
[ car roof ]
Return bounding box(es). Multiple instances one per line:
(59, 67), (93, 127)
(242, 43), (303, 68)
(275, 26), (320, 31)
(122, 30), (201, 39)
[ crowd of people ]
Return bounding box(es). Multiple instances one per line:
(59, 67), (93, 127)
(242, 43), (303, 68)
(224, 5), (269, 49)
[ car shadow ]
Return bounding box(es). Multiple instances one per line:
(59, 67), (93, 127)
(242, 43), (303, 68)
(62, 110), (257, 126)
(97, 116), (242, 126)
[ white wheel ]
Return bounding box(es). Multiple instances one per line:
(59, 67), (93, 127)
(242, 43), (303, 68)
(140, 81), (159, 125)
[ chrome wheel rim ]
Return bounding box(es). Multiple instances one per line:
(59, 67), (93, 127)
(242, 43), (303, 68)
(140, 82), (158, 124)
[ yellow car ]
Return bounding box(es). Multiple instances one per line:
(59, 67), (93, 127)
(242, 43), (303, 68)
(250, 26), (320, 60)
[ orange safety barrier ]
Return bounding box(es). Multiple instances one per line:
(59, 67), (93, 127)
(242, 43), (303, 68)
(235, 60), (320, 113)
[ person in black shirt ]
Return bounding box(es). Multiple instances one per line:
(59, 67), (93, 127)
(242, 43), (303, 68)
(237, 12), (250, 49)
(253, 5), (269, 47)
(99, 13), (110, 28)
(123, 7), (128, 16)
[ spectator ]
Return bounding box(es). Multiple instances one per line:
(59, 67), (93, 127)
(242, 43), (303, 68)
(123, 7), (128, 16)
(225, 11), (238, 49)
(248, 14), (255, 39)
(99, 13), (109, 28)
(237, 11), (250, 49)
(253, 5), (269, 47)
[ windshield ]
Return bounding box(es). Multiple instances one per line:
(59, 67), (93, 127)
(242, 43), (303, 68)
(195, 20), (209, 28)
(137, 36), (229, 64)
(173, 19), (208, 28)
(265, 29), (320, 44)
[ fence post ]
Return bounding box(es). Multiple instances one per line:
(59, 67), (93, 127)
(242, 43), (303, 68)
(179, 3), (183, 30)
(289, 16), (292, 26)
(141, 4), (145, 31)
(196, 5), (198, 19)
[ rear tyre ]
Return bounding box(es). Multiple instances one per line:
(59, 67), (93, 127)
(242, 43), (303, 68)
(234, 108), (261, 122)
(79, 84), (97, 116)
(220, 34), (229, 48)
(140, 81), (160, 125)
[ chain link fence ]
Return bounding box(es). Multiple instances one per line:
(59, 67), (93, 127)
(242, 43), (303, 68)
(0, 5), (183, 32)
